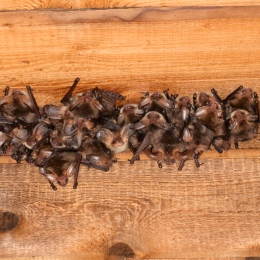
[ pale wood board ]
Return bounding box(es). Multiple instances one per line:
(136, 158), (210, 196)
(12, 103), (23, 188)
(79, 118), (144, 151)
(0, 0), (260, 11)
(1, 160), (260, 258)
(0, 6), (260, 259)
(0, 7), (259, 106)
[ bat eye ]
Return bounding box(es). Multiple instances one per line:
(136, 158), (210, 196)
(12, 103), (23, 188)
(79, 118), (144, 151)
(96, 130), (105, 139)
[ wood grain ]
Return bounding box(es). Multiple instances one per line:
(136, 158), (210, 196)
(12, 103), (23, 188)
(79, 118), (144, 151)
(0, 6), (260, 108)
(1, 160), (260, 258)
(0, 6), (260, 259)
(0, 0), (260, 11)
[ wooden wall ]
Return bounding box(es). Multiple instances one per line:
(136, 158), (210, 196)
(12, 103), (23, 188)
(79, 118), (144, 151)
(0, 1), (260, 259)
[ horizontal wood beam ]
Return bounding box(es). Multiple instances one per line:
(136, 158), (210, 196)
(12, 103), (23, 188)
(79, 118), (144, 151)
(1, 159), (260, 258)
(0, 0), (260, 11)
(0, 7), (260, 107)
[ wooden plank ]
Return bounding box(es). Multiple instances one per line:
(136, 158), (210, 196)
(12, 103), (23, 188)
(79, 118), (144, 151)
(0, 0), (260, 11)
(0, 7), (259, 107)
(0, 160), (260, 258)
(0, 7), (260, 259)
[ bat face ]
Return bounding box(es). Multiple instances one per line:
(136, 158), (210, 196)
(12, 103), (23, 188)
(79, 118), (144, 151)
(0, 90), (33, 111)
(228, 88), (255, 112)
(68, 91), (106, 119)
(39, 152), (82, 190)
(0, 87), (41, 124)
(197, 92), (210, 106)
(144, 130), (177, 167)
(166, 96), (192, 131)
(183, 116), (216, 153)
(225, 86), (258, 117)
(134, 111), (173, 132)
(195, 100), (225, 136)
(4, 127), (31, 162)
(229, 109), (258, 142)
(25, 122), (50, 149)
(80, 136), (116, 172)
(96, 123), (134, 154)
(132, 127), (193, 170)
(138, 92), (173, 112)
(117, 104), (144, 125)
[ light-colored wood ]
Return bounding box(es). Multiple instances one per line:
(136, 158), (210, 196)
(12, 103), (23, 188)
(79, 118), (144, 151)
(0, 6), (260, 259)
(0, 6), (260, 108)
(0, 0), (260, 11)
(1, 160), (260, 259)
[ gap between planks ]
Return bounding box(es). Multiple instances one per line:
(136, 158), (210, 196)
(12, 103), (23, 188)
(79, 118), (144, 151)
(0, 149), (259, 164)
(1, 6), (260, 25)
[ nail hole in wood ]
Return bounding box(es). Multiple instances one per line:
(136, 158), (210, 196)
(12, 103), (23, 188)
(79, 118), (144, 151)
(0, 211), (19, 231)
(108, 242), (135, 259)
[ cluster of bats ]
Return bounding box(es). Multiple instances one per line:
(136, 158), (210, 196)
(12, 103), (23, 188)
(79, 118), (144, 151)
(0, 78), (258, 190)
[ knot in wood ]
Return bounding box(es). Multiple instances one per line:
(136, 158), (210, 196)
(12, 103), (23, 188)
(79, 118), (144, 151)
(0, 211), (19, 232)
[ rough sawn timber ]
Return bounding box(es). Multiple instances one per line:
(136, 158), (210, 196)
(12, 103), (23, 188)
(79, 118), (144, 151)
(0, 7), (260, 107)
(0, 0), (260, 11)
(1, 160), (260, 259)
(0, 5), (260, 260)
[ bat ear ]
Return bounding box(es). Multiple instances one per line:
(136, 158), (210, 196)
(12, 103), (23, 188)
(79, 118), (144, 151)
(96, 128), (112, 143)
(133, 121), (146, 130)
(229, 121), (238, 131)
(44, 105), (67, 120)
(246, 114), (258, 122)
(116, 113), (125, 125)
(120, 123), (135, 137)
(135, 107), (145, 116)
(157, 98), (173, 109)
(181, 107), (190, 122)
(0, 95), (12, 106)
(183, 127), (192, 142)
(138, 95), (151, 108)
(195, 107), (207, 117)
